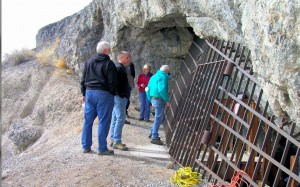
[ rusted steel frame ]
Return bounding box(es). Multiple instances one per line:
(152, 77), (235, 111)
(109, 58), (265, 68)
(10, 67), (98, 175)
(169, 64), (200, 160)
(208, 40), (224, 64)
(212, 99), (250, 177)
(166, 69), (188, 131)
(208, 145), (258, 187)
(171, 53), (196, 118)
(188, 41), (228, 167)
(181, 62), (219, 166)
(227, 77), (252, 154)
(233, 79), (257, 175)
(206, 81), (241, 180)
(201, 84), (236, 180)
(205, 40), (261, 86)
(191, 62), (227, 168)
(206, 42), (244, 152)
(243, 87), (265, 180)
(207, 47), (241, 139)
(194, 47), (232, 178)
(286, 147), (300, 186)
(274, 141), (292, 186)
(202, 40), (238, 177)
(251, 100), (270, 180)
(224, 79), (257, 180)
(168, 56), (200, 152)
(220, 86), (300, 148)
(209, 114), (300, 181)
(185, 61), (226, 166)
(170, 40), (216, 161)
(176, 60), (213, 166)
(197, 41), (241, 179)
(168, 51), (197, 154)
(274, 123), (296, 186)
(260, 117), (281, 186)
(171, 68), (204, 161)
(214, 99), (250, 130)
(195, 160), (227, 184)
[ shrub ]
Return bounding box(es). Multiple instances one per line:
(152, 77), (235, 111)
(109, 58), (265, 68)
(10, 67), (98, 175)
(36, 47), (55, 65)
(2, 49), (36, 67)
(36, 37), (60, 65)
(55, 58), (67, 69)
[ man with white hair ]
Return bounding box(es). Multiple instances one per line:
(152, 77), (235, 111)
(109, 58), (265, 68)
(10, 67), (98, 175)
(146, 65), (171, 145)
(80, 41), (118, 155)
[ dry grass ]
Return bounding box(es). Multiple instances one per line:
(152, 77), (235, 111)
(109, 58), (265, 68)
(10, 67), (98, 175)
(2, 49), (36, 67)
(36, 38), (60, 65)
(4, 38), (74, 78)
(55, 58), (67, 69)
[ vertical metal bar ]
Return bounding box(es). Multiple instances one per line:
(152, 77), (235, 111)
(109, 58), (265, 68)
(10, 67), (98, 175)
(273, 123), (296, 186)
(186, 61), (226, 166)
(261, 116), (281, 186)
(286, 146), (300, 186)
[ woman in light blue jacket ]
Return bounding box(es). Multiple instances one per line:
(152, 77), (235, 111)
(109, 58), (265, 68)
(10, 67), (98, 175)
(146, 65), (171, 145)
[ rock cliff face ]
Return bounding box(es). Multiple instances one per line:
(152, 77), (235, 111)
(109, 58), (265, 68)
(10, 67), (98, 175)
(36, 0), (299, 124)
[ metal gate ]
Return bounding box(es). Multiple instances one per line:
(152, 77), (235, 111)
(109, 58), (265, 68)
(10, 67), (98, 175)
(165, 37), (300, 186)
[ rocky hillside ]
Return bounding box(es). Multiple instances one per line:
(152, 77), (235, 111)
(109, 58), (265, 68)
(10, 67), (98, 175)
(1, 60), (175, 186)
(2, 0), (299, 185)
(35, 0), (299, 125)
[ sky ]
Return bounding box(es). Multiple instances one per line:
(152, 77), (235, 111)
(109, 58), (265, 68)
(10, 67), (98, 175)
(2, 0), (92, 56)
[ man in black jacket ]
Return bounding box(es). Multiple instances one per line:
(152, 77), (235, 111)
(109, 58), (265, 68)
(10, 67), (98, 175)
(80, 41), (118, 155)
(125, 63), (135, 120)
(110, 51), (131, 151)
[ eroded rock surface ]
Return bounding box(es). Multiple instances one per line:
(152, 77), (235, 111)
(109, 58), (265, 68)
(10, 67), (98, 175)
(36, 0), (299, 124)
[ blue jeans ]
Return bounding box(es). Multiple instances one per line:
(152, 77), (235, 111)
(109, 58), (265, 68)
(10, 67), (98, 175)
(150, 98), (165, 139)
(81, 90), (114, 152)
(139, 92), (151, 120)
(110, 96), (128, 144)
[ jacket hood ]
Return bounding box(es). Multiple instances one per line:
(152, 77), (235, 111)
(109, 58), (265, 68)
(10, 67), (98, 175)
(157, 70), (169, 78)
(95, 53), (110, 62)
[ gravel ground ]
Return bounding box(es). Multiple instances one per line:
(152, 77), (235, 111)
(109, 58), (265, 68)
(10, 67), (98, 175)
(2, 60), (207, 187)
(2, 108), (178, 186)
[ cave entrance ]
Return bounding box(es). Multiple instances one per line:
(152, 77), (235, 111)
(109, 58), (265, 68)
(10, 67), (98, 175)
(165, 36), (300, 186)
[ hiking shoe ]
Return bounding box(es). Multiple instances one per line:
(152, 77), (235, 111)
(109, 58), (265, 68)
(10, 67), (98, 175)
(139, 118), (144, 121)
(113, 143), (129, 151)
(125, 120), (131, 124)
(151, 138), (163, 145)
(97, 150), (114, 155)
(82, 148), (91, 153)
(110, 141), (126, 147)
(148, 134), (160, 140)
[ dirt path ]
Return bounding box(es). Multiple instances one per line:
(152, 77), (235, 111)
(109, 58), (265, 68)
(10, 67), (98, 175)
(2, 109), (177, 187)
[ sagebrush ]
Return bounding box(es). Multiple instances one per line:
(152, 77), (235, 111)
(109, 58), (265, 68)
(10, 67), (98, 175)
(3, 49), (36, 66)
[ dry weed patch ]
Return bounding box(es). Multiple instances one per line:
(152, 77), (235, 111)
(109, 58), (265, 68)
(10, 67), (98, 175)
(3, 49), (36, 66)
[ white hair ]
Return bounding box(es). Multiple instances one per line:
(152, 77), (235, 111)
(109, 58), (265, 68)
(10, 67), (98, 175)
(160, 65), (170, 72)
(118, 51), (130, 60)
(96, 41), (110, 53)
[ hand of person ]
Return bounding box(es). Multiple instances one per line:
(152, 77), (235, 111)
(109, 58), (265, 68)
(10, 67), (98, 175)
(141, 83), (145, 88)
(81, 96), (85, 104)
(165, 102), (170, 107)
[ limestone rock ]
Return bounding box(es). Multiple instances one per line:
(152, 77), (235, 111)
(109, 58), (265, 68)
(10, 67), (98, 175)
(35, 0), (300, 125)
(8, 122), (42, 153)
